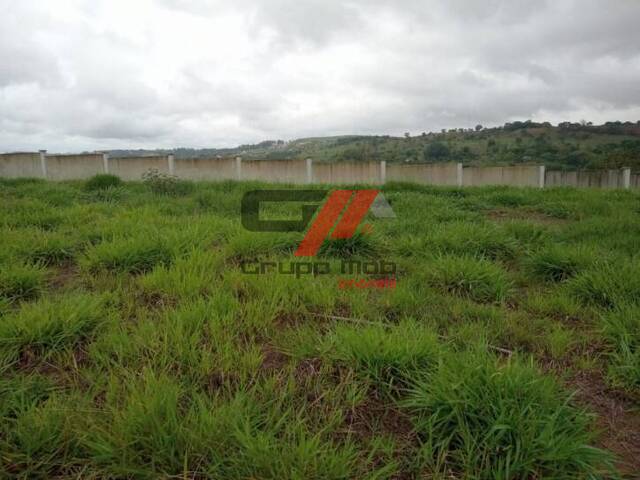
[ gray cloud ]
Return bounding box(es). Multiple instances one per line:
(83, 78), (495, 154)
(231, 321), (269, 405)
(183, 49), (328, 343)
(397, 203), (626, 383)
(1, 0), (639, 152)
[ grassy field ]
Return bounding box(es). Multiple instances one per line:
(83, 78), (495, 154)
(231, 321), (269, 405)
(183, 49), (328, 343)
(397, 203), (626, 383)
(1, 175), (640, 479)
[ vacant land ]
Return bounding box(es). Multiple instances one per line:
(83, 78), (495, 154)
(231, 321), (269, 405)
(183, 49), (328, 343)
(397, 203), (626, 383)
(1, 176), (640, 479)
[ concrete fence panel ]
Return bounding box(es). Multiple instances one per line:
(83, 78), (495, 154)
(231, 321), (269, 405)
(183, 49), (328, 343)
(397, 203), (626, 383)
(108, 156), (170, 181)
(545, 169), (626, 188)
(500, 166), (540, 187)
(314, 161), (381, 184)
(242, 159), (307, 183)
(462, 165), (540, 187)
(386, 162), (459, 185)
(174, 157), (237, 181)
(631, 173), (640, 189)
(46, 154), (104, 180)
(463, 166), (502, 186)
(0, 153), (44, 178)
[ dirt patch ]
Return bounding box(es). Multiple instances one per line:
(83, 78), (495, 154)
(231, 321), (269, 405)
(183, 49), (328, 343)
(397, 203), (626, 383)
(294, 357), (323, 382)
(203, 370), (241, 394)
(569, 370), (640, 476)
(343, 397), (415, 442)
(138, 291), (178, 311)
(339, 395), (417, 479)
(485, 208), (568, 225)
(273, 310), (304, 329)
(50, 262), (79, 290)
(260, 344), (289, 372)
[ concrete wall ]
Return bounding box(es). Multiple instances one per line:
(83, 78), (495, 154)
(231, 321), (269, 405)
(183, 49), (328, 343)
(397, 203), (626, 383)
(175, 157), (237, 181)
(46, 153), (104, 180)
(0, 152), (44, 178)
(314, 161), (381, 184)
(545, 169), (625, 188)
(243, 159), (307, 183)
(108, 156), (170, 181)
(1, 152), (638, 189)
(387, 162), (459, 185)
(463, 165), (540, 187)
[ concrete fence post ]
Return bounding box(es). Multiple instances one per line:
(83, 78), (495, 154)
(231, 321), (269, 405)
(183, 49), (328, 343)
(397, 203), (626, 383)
(235, 156), (242, 181)
(168, 154), (175, 176)
(538, 165), (546, 188)
(622, 167), (631, 189)
(306, 158), (313, 184)
(39, 150), (47, 179)
(102, 152), (109, 174)
(456, 163), (463, 187)
(380, 160), (386, 184)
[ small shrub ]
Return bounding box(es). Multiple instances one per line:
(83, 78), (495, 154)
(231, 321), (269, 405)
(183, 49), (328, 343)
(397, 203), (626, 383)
(84, 174), (122, 191)
(404, 350), (613, 478)
(0, 263), (47, 303)
(427, 255), (511, 303)
(142, 169), (194, 196)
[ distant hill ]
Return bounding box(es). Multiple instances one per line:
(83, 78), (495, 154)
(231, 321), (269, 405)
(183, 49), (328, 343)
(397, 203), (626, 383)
(109, 120), (640, 170)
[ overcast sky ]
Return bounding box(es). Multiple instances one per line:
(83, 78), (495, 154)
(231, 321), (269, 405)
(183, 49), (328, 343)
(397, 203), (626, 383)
(1, 0), (639, 152)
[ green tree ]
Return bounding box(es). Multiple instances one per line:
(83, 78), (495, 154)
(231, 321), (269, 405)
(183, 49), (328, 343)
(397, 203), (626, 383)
(424, 141), (450, 161)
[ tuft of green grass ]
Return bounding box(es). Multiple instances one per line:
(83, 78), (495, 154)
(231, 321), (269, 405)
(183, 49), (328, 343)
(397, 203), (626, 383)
(427, 255), (512, 303)
(567, 260), (640, 309)
(139, 249), (223, 303)
(426, 222), (518, 260)
(0, 263), (48, 303)
(404, 349), (613, 478)
(602, 306), (640, 393)
(537, 202), (574, 219)
(82, 236), (174, 274)
(83, 370), (366, 479)
(0, 293), (108, 366)
(326, 321), (441, 393)
(500, 221), (549, 250)
(319, 231), (379, 258)
(526, 244), (598, 282)
(21, 231), (78, 266)
(0, 390), (85, 477)
(488, 190), (533, 207)
(84, 174), (122, 191)
(545, 323), (576, 360)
